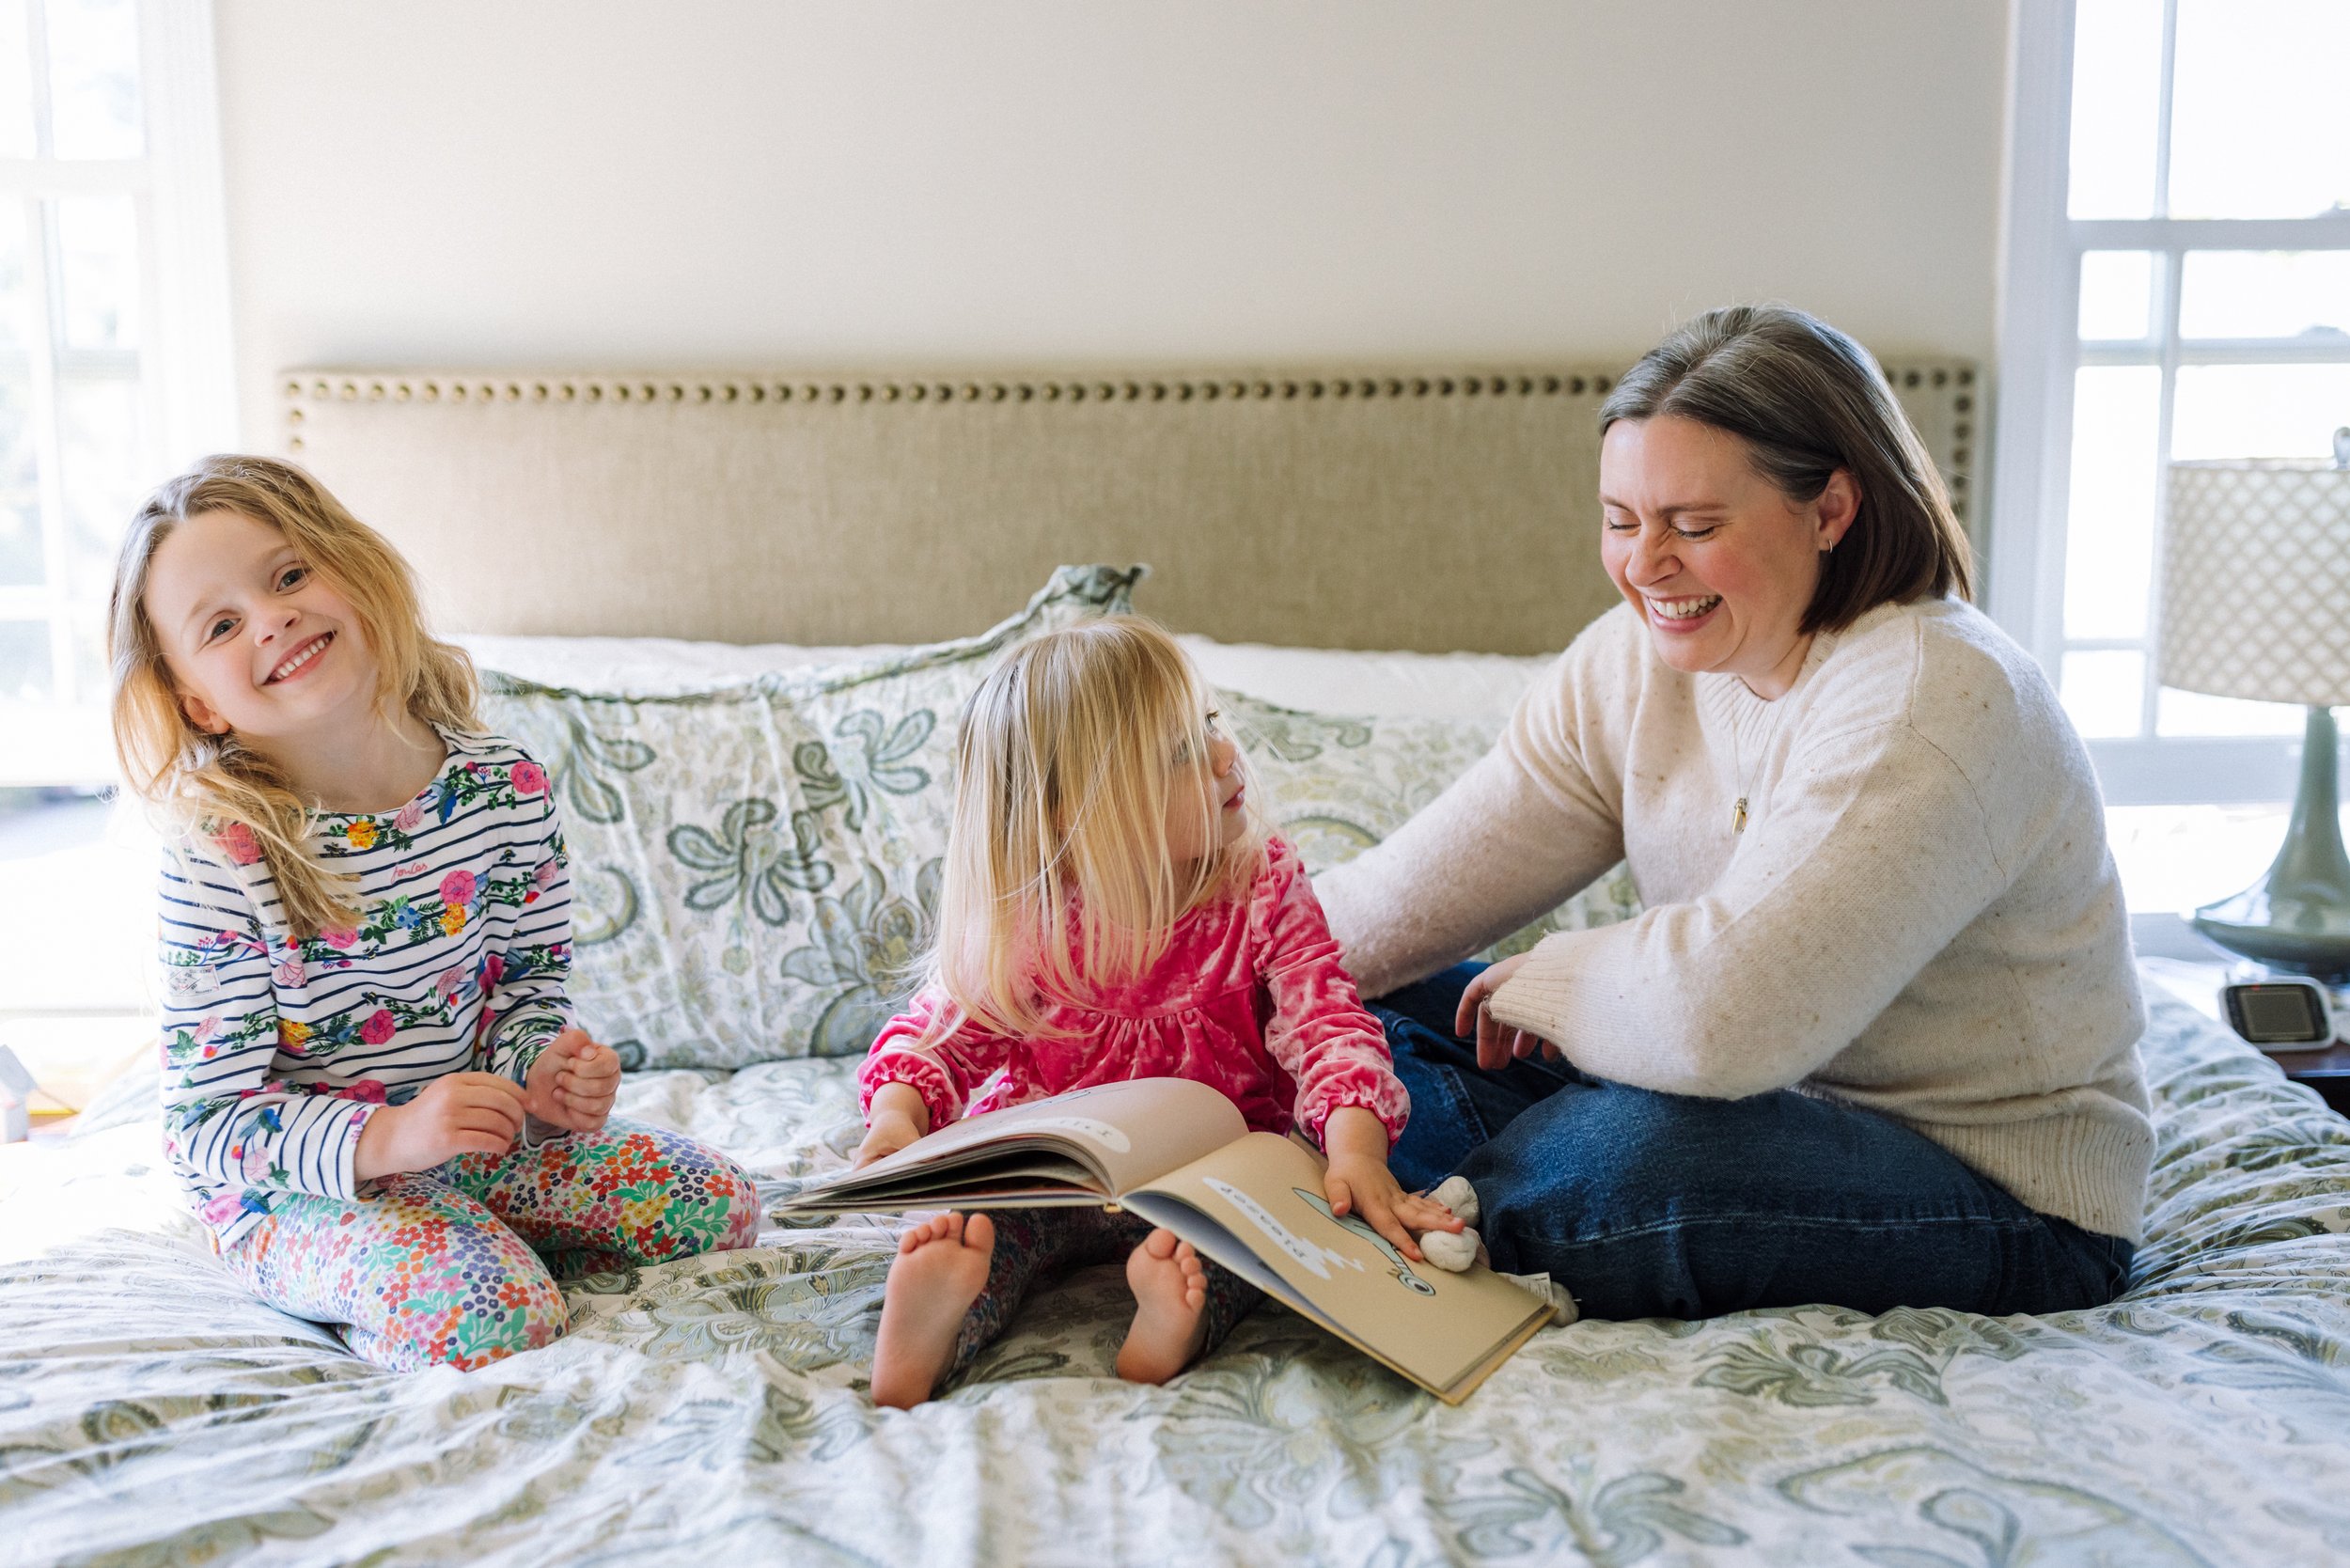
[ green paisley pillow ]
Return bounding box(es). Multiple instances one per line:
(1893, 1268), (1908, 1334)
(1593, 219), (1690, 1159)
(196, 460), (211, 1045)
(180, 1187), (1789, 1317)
(478, 566), (1141, 1069)
(1220, 690), (1641, 962)
(479, 566), (1637, 1069)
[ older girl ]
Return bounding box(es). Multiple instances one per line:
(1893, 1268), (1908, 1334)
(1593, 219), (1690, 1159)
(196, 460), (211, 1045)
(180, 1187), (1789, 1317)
(111, 455), (760, 1372)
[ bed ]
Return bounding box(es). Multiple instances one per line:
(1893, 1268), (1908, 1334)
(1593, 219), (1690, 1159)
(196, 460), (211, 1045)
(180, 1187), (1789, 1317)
(5, 360), (2347, 1567)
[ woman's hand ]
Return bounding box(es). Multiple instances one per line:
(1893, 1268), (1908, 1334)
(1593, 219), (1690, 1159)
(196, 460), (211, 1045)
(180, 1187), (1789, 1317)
(353, 1073), (527, 1181)
(1454, 954), (1561, 1071)
(1321, 1105), (1462, 1263)
(854, 1082), (932, 1168)
(525, 1027), (621, 1133)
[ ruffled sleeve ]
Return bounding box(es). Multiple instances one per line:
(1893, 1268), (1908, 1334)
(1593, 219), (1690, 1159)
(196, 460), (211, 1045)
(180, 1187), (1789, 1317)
(1251, 839), (1411, 1147)
(856, 988), (1013, 1133)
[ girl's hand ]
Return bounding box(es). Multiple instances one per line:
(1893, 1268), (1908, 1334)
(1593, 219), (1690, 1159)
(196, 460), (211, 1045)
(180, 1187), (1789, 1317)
(1320, 1105), (1462, 1263)
(353, 1072), (526, 1180)
(1453, 953), (1561, 1072)
(525, 1027), (621, 1133)
(854, 1082), (932, 1168)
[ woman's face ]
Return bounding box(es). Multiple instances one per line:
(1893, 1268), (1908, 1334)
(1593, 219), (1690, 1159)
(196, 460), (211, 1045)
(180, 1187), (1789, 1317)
(1598, 415), (1858, 698)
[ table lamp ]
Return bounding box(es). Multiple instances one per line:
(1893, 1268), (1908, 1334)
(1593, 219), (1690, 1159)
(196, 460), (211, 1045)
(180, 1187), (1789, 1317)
(2158, 438), (2350, 981)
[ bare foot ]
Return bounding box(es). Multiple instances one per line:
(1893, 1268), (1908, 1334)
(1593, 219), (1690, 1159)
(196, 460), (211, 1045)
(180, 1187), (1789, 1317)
(1117, 1228), (1212, 1385)
(870, 1212), (995, 1408)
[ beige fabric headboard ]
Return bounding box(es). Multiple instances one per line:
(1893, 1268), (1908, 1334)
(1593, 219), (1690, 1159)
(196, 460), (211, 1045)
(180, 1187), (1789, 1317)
(279, 362), (1979, 655)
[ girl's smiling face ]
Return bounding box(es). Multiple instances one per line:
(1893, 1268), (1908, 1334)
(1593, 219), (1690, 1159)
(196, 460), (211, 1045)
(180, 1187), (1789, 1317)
(1598, 414), (1859, 699)
(1164, 708), (1246, 865)
(143, 507), (377, 746)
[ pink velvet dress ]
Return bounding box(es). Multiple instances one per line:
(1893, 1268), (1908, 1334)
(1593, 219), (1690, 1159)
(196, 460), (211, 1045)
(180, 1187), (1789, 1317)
(858, 837), (1410, 1146)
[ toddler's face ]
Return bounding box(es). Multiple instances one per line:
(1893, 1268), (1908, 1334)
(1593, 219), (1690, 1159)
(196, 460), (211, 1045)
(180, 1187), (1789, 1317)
(144, 509), (375, 748)
(1163, 707), (1246, 864)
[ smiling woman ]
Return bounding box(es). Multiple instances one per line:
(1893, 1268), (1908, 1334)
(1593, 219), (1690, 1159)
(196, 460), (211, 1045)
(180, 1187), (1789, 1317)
(1317, 304), (2152, 1325)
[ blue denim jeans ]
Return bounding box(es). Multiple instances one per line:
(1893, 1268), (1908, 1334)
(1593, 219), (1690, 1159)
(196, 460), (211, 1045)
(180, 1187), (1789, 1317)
(1371, 964), (2135, 1321)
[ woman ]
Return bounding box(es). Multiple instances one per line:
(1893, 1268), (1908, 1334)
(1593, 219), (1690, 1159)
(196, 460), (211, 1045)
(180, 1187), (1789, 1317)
(1317, 305), (2151, 1320)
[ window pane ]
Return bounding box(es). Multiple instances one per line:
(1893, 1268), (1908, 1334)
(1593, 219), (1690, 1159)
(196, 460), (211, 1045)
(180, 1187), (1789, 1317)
(0, 0), (35, 158)
(2107, 804), (2297, 912)
(0, 198), (28, 352)
(2061, 649), (2145, 739)
(2172, 364), (2350, 459)
(2068, 0), (2163, 220)
(0, 368), (40, 586)
(41, 0), (141, 160)
(2179, 252), (2350, 341)
(2156, 685), (2305, 737)
(55, 194), (138, 350)
(57, 373), (138, 598)
(2170, 1), (2350, 219)
(2063, 365), (2162, 640)
(0, 618), (52, 701)
(2078, 250), (2154, 339)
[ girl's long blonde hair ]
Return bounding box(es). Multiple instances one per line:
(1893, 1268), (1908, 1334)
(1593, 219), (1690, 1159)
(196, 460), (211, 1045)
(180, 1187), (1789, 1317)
(917, 618), (1266, 1042)
(106, 455), (481, 939)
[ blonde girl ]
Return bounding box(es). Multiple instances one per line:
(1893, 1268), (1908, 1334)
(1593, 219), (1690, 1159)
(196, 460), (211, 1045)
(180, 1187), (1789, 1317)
(854, 618), (1457, 1406)
(111, 455), (760, 1372)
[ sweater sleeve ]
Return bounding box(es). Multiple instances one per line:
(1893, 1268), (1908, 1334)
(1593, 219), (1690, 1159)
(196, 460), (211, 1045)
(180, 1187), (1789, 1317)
(476, 781), (574, 1084)
(1489, 721), (2014, 1100)
(1254, 843), (1411, 1147)
(857, 990), (1011, 1132)
(1313, 631), (1631, 999)
(158, 840), (378, 1202)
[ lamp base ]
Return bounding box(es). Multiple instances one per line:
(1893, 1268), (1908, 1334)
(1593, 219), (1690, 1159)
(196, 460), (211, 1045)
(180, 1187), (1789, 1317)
(2189, 705), (2350, 984)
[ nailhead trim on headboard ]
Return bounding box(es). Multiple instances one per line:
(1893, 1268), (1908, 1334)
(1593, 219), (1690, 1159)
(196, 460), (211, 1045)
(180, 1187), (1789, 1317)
(282, 364), (1975, 525)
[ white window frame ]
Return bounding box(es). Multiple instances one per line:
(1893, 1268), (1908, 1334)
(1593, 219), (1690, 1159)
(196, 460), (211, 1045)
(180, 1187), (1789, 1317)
(1990, 0), (2350, 808)
(0, 0), (235, 785)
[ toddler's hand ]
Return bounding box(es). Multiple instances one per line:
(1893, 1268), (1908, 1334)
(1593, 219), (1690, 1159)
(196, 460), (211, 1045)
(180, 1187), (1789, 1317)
(1320, 1105), (1462, 1264)
(1324, 1152), (1463, 1263)
(854, 1082), (932, 1169)
(525, 1027), (621, 1133)
(354, 1072), (526, 1180)
(853, 1114), (923, 1169)
(1454, 953), (1561, 1071)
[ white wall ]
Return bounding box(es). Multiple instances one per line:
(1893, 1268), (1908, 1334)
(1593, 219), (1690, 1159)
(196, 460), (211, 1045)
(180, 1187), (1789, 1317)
(214, 0), (2010, 447)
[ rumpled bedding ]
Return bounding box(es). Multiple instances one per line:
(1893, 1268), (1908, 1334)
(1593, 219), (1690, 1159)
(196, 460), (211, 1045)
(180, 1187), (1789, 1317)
(3, 986), (2345, 1566)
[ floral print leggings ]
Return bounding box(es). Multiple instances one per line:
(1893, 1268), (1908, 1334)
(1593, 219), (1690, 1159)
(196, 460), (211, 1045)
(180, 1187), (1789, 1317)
(221, 1117), (762, 1372)
(947, 1207), (1261, 1384)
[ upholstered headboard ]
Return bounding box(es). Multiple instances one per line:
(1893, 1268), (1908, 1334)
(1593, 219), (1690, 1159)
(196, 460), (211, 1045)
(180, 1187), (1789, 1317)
(278, 361), (1979, 654)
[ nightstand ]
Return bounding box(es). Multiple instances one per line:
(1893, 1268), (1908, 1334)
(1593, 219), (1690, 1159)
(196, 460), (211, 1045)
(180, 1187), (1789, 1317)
(2141, 958), (2350, 1116)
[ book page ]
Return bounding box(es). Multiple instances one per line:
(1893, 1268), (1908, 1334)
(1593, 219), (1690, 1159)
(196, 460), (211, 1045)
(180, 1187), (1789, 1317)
(1126, 1132), (1551, 1403)
(785, 1077), (1249, 1211)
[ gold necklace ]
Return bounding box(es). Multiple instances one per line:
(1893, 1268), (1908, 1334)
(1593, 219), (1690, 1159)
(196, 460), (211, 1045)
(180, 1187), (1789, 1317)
(1729, 695), (1787, 835)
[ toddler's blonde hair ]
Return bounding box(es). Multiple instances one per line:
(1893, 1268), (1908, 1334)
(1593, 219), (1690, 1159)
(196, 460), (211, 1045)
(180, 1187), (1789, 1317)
(106, 455), (481, 939)
(918, 618), (1266, 1041)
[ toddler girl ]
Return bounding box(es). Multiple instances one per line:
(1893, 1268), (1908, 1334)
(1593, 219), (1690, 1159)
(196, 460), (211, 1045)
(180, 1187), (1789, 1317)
(855, 618), (1459, 1406)
(110, 455), (761, 1372)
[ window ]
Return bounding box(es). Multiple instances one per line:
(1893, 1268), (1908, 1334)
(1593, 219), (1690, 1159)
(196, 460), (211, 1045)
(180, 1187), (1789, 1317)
(1992, 0), (2350, 810)
(0, 0), (233, 787)
(0, 0), (230, 1035)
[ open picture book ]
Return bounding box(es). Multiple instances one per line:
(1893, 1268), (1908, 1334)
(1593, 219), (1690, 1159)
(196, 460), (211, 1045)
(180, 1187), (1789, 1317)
(778, 1077), (1557, 1403)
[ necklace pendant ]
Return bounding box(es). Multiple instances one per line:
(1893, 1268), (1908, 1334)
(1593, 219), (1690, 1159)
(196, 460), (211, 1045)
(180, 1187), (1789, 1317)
(1731, 796), (1748, 834)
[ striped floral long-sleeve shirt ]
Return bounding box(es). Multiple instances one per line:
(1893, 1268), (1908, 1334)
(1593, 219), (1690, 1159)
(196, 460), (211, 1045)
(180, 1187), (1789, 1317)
(158, 729), (574, 1249)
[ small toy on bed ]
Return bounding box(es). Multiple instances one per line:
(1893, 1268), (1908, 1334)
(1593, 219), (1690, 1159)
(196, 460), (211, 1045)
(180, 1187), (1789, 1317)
(1414, 1176), (1578, 1324)
(1418, 1175), (1483, 1272)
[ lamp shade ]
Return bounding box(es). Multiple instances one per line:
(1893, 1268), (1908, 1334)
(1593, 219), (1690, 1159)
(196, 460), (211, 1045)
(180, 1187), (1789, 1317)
(2160, 460), (2350, 708)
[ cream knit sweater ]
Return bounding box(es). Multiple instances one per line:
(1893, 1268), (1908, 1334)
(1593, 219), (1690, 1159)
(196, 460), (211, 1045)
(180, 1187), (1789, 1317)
(1317, 597), (2153, 1244)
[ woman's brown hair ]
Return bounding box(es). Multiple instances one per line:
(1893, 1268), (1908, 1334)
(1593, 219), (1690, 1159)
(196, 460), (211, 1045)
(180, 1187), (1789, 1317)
(1599, 304), (1973, 634)
(107, 455), (480, 939)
